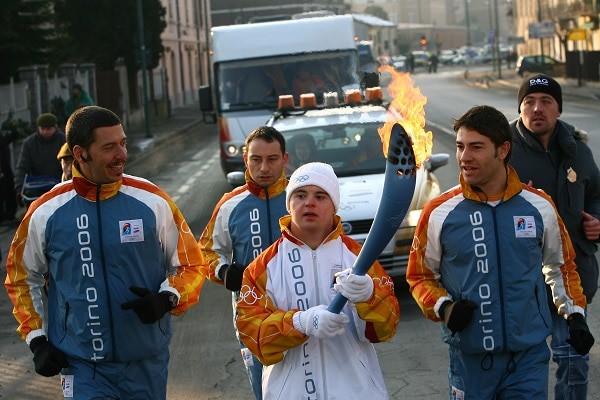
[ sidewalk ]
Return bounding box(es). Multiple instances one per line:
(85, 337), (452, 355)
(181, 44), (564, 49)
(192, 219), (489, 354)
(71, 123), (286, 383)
(0, 105), (206, 238)
(125, 105), (207, 169)
(464, 68), (600, 101)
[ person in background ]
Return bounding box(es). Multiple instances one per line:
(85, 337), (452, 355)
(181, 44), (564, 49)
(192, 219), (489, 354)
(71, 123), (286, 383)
(236, 162), (399, 400)
(13, 113), (65, 207)
(510, 74), (600, 400)
(5, 106), (207, 399)
(64, 83), (95, 118)
(198, 126), (289, 400)
(286, 133), (317, 175)
(428, 53), (439, 73)
(506, 49), (518, 69)
(0, 122), (19, 226)
(407, 52), (415, 74)
(407, 105), (593, 399)
(56, 142), (74, 181)
(292, 64), (325, 96)
(352, 130), (382, 168)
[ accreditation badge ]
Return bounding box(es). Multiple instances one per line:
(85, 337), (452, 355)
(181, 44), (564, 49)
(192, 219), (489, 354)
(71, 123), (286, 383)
(61, 373), (74, 398)
(119, 219), (144, 243)
(514, 216), (536, 238)
(451, 385), (465, 400)
(567, 167), (577, 183)
(241, 347), (254, 367)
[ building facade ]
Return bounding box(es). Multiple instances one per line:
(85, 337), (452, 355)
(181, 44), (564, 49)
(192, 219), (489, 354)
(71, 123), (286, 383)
(160, 0), (211, 108)
(511, 0), (599, 80)
(210, 0), (347, 26)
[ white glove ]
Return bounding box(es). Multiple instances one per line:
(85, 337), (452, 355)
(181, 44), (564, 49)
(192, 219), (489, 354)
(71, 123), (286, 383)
(333, 268), (374, 303)
(293, 305), (349, 339)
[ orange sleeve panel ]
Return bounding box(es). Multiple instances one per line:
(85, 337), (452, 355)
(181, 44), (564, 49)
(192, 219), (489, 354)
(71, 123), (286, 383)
(198, 187), (246, 284)
(236, 241), (307, 366)
(4, 216), (43, 341)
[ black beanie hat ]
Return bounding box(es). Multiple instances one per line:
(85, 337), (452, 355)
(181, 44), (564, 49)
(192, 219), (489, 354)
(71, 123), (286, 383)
(517, 73), (562, 113)
(36, 113), (58, 127)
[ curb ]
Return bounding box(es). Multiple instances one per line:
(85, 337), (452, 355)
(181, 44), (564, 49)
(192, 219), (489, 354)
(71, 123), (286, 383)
(463, 71), (600, 101)
(126, 118), (206, 170)
(0, 115), (206, 237)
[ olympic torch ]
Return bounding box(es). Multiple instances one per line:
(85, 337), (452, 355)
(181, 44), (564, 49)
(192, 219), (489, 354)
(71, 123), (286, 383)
(328, 122), (417, 313)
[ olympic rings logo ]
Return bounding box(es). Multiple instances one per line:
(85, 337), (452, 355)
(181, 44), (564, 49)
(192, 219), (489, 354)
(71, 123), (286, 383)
(411, 236), (421, 252)
(238, 285), (264, 305)
(294, 174), (310, 183)
(374, 275), (394, 292)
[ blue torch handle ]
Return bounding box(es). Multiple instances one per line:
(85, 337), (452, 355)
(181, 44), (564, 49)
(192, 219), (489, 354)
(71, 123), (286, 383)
(328, 123), (417, 313)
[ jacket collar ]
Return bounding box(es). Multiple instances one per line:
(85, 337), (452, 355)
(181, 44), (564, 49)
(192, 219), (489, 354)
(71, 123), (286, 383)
(72, 164), (122, 201)
(460, 165), (523, 203)
(279, 215), (344, 247)
(515, 118), (577, 158)
(245, 169), (288, 199)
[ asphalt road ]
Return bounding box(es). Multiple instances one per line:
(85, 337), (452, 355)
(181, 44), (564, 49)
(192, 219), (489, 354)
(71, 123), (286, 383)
(1, 67), (599, 399)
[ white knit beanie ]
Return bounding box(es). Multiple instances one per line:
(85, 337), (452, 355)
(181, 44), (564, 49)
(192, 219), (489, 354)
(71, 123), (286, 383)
(286, 162), (340, 213)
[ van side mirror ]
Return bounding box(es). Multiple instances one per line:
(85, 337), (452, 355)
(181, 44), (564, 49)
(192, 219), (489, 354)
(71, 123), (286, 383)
(199, 85), (216, 124)
(361, 71), (380, 89)
(425, 153), (449, 173)
(226, 171), (245, 187)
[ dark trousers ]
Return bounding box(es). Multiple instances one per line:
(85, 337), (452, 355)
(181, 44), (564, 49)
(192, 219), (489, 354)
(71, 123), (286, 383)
(0, 171), (17, 221)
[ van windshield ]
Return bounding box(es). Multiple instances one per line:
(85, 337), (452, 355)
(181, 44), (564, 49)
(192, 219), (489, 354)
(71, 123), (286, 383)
(216, 50), (360, 112)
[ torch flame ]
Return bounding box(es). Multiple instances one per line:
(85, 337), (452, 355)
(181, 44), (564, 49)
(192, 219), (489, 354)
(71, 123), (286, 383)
(376, 65), (433, 167)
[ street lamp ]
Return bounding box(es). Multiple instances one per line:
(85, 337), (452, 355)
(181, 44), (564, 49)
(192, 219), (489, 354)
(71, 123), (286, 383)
(487, 0), (496, 72)
(136, 0), (152, 138)
(494, 0), (502, 78)
(464, 0), (472, 46)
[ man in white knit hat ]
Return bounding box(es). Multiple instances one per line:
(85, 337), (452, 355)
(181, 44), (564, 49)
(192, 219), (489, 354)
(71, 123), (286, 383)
(236, 162), (399, 400)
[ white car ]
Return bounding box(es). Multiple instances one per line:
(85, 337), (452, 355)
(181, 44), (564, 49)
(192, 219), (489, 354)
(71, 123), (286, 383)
(236, 97), (449, 278)
(438, 50), (456, 65)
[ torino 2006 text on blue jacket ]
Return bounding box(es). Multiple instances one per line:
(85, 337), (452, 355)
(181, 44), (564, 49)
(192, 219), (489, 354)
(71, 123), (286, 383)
(5, 166), (207, 363)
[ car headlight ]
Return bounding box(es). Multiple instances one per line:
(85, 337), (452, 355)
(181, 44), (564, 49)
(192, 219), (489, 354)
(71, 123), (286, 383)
(401, 209), (422, 227)
(225, 144), (239, 156)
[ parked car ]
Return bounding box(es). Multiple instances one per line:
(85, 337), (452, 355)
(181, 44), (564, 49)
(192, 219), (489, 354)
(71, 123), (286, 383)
(516, 55), (566, 77)
(226, 92), (449, 278)
(438, 50), (456, 65)
(391, 55), (407, 71)
(451, 53), (471, 65)
(411, 51), (430, 69)
(472, 48), (493, 64)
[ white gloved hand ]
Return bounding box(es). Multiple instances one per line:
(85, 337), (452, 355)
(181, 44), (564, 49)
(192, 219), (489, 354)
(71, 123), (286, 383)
(333, 268), (374, 303)
(293, 305), (349, 339)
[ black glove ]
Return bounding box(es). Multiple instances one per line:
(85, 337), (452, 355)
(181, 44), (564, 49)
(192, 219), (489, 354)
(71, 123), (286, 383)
(218, 263), (246, 292)
(120, 286), (175, 324)
(439, 299), (478, 334)
(566, 313), (595, 356)
(29, 336), (69, 377)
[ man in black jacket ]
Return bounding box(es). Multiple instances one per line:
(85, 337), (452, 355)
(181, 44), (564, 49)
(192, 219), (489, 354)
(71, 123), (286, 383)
(13, 113), (65, 207)
(510, 74), (599, 400)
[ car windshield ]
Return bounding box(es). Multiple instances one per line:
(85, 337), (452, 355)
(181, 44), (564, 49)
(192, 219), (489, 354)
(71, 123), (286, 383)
(216, 51), (360, 112)
(282, 122), (386, 177)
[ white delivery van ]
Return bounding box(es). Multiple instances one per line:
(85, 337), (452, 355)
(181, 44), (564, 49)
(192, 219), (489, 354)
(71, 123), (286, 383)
(198, 15), (362, 176)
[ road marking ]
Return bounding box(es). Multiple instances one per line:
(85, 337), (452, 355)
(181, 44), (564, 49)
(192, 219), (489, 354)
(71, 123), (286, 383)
(426, 120), (455, 136)
(175, 153), (218, 195)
